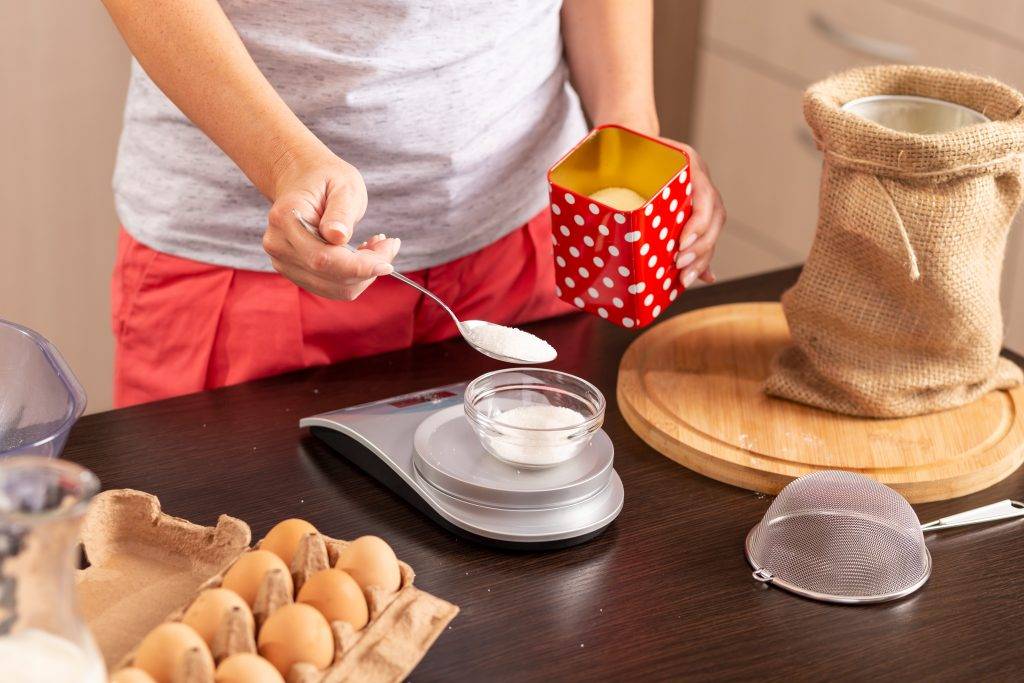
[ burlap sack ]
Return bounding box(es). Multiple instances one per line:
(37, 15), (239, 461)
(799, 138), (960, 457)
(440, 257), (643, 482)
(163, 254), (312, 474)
(766, 65), (1024, 418)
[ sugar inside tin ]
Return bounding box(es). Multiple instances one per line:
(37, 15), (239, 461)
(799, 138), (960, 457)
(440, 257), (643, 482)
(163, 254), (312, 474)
(547, 125), (692, 329)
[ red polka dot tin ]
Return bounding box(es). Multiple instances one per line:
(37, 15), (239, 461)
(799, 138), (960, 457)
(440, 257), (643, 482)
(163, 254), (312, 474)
(547, 125), (692, 329)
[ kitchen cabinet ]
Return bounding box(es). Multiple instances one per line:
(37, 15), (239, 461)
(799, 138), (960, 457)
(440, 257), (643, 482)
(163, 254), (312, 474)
(692, 0), (1024, 353)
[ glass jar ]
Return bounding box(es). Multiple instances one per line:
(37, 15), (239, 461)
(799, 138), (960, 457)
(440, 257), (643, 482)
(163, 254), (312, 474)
(0, 456), (105, 682)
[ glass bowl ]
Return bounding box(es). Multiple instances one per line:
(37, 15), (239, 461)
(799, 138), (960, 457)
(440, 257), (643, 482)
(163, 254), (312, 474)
(1, 320), (87, 459)
(464, 368), (605, 469)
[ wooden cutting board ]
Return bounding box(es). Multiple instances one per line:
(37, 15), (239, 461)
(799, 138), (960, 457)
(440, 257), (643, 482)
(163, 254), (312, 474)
(617, 302), (1024, 502)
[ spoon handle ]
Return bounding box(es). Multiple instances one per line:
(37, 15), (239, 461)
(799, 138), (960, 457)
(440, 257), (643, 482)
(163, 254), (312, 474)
(292, 211), (465, 332)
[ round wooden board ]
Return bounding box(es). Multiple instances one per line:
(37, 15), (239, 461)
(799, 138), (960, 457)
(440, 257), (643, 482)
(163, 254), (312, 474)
(617, 302), (1024, 503)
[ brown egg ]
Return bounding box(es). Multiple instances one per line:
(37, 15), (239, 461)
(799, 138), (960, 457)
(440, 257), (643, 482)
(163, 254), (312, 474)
(215, 653), (285, 683)
(261, 519), (318, 565)
(296, 568), (369, 630)
(110, 668), (157, 683)
(257, 603), (334, 675)
(134, 622), (213, 683)
(221, 550), (293, 606)
(334, 536), (401, 596)
(182, 587), (255, 647)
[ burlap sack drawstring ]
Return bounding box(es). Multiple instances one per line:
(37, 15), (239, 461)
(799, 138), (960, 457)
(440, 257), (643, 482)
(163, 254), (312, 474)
(873, 175), (921, 280)
(766, 65), (1024, 418)
(812, 136), (922, 279)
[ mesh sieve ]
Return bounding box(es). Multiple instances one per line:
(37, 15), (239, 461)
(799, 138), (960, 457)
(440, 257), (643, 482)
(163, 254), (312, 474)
(745, 471), (931, 603)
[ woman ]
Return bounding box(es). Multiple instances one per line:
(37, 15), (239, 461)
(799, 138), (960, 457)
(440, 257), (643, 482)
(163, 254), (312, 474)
(102, 0), (725, 407)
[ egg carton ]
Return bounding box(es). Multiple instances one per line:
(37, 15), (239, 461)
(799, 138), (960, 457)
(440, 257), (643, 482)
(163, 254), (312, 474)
(77, 489), (458, 683)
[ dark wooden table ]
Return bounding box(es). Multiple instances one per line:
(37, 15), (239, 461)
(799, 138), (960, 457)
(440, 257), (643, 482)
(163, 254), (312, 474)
(65, 268), (1024, 682)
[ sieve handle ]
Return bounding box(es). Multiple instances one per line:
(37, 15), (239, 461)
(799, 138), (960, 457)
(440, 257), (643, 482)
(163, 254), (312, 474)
(921, 500), (1024, 532)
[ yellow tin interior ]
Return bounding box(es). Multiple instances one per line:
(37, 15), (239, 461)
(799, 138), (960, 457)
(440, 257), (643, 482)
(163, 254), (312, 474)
(549, 126), (688, 204)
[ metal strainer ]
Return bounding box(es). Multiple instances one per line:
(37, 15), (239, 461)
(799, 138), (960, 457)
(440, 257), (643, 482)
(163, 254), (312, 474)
(745, 471), (1024, 604)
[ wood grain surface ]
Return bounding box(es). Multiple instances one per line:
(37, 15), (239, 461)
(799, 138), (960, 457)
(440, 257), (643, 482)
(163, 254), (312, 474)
(618, 302), (1024, 502)
(64, 268), (1024, 682)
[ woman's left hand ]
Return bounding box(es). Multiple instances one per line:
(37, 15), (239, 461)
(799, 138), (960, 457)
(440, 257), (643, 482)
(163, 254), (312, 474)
(659, 140), (726, 287)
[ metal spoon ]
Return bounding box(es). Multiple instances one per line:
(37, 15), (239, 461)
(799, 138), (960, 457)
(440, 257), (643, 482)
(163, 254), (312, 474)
(292, 210), (553, 364)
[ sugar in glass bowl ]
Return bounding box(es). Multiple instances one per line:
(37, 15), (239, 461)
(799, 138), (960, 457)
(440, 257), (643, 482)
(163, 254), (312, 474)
(464, 368), (605, 469)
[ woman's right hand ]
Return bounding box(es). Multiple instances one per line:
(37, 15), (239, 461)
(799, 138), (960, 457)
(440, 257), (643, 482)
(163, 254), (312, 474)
(263, 145), (400, 301)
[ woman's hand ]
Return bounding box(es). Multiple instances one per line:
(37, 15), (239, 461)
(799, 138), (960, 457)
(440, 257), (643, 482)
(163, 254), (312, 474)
(560, 1), (724, 286)
(263, 147), (400, 301)
(661, 140), (725, 287)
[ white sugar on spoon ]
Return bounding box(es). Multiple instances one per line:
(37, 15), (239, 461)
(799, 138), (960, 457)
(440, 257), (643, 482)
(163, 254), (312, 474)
(464, 322), (557, 364)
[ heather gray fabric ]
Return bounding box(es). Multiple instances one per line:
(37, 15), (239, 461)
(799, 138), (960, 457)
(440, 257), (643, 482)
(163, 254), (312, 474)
(113, 0), (587, 272)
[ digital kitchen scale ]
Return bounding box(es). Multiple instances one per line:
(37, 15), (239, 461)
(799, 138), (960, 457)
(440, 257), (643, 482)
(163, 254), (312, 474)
(300, 383), (623, 549)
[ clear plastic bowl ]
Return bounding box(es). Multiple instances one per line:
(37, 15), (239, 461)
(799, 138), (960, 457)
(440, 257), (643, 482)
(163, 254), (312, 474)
(1, 320), (86, 458)
(464, 368), (605, 469)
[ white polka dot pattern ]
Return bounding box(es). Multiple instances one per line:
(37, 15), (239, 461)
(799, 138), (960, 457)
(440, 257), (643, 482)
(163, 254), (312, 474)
(547, 159), (693, 329)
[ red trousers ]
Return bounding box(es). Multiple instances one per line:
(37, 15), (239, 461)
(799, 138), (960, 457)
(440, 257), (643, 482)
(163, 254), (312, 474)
(111, 211), (571, 407)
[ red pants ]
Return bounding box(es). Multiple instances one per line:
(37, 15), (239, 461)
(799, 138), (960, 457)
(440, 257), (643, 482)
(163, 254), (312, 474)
(111, 212), (572, 407)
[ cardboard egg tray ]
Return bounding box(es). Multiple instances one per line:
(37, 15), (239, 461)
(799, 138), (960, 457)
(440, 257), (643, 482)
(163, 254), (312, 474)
(76, 489), (459, 682)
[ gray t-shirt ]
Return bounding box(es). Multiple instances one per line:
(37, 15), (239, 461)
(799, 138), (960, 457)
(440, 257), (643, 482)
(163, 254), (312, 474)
(113, 0), (588, 272)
